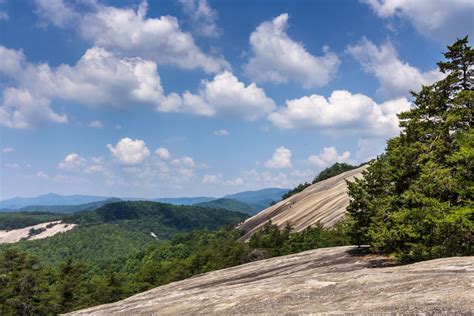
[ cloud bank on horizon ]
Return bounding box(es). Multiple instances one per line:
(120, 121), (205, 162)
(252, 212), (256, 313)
(1, 0), (472, 199)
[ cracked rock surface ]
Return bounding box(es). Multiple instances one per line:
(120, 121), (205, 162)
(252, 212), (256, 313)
(67, 246), (474, 315)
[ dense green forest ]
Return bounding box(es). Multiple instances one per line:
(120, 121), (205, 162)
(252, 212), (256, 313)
(0, 201), (249, 267)
(281, 162), (359, 200)
(0, 222), (349, 315)
(347, 37), (473, 262)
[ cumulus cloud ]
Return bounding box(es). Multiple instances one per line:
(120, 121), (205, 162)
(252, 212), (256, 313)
(179, 0), (221, 37)
(0, 45), (168, 128)
(155, 147), (171, 160)
(201, 173), (244, 186)
(107, 137), (150, 165)
(362, 0), (474, 42)
(268, 90), (411, 137)
(57, 153), (87, 172)
(88, 120), (104, 129)
(80, 1), (229, 73)
(57, 153), (104, 173)
(36, 171), (49, 179)
(244, 13), (340, 88)
(264, 146), (292, 169)
(0, 88), (67, 129)
(34, 0), (78, 27)
(308, 147), (352, 168)
(347, 38), (443, 98)
(166, 71), (276, 120)
(171, 156), (195, 168)
(213, 129), (229, 136)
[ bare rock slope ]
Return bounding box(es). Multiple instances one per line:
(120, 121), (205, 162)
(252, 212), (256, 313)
(68, 246), (474, 315)
(239, 165), (367, 240)
(0, 221), (75, 244)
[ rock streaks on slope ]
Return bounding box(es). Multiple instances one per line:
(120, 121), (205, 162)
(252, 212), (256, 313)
(0, 221), (76, 244)
(67, 245), (474, 315)
(239, 165), (367, 240)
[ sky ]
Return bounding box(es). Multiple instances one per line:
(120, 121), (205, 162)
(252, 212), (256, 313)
(0, 0), (472, 199)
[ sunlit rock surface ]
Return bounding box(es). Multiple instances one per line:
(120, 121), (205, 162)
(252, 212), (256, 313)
(67, 246), (474, 315)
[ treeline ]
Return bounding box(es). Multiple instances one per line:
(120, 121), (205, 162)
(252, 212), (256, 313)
(0, 222), (350, 315)
(282, 162), (359, 200)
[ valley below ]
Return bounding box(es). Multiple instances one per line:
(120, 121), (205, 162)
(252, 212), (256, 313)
(67, 245), (474, 315)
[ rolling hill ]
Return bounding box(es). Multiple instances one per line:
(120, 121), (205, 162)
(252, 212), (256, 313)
(195, 198), (257, 215)
(238, 165), (367, 240)
(1, 201), (249, 266)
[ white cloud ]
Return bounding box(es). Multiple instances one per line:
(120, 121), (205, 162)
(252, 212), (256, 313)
(107, 137), (150, 165)
(168, 71), (276, 120)
(265, 146), (292, 169)
(88, 120), (104, 129)
(0, 88), (68, 129)
(171, 156), (195, 168)
(179, 0), (221, 37)
(244, 13), (340, 88)
(347, 38), (443, 98)
(155, 147), (171, 160)
(57, 153), (87, 172)
(202, 173), (221, 184)
(308, 147), (352, 168)
(80, 1), (229, 73)
(213, 129), (229, 136)
(2, 147), (14, 153)
(268, 90), (411, 137)
(0, 45), (168, 128)
(36, 171), (49, 179)
(34, 0), (78, 27)
(362, 0), (474, 42)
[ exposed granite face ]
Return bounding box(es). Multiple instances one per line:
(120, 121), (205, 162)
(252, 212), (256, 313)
(238, 165), (368, 241)
(67, 246), (474, 315)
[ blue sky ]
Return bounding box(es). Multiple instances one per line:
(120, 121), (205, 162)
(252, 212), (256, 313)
(0, 0), (472, 199)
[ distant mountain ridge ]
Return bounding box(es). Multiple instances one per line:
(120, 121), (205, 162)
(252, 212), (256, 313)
(16, 198), (122, 214)
(0, 193), (111, 210)
(223, 188), (288, 210)
(153, 197), (215, 205)
(196, 198), (257, 215)
(0, 188), (289, 212)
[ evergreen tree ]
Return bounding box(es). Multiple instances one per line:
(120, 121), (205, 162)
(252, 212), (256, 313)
(347, 37), (473, 262)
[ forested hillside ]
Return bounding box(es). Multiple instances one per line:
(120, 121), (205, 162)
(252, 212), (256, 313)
(196, 198), (257, 214)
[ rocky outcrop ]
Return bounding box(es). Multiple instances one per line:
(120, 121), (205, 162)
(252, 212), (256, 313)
(67, 246), (474, 315)
(238, 165), (367, 240)
(0, 221), (75, 244)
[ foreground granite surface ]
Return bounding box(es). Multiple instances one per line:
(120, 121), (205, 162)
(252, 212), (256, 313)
(67, 246), (474, 315)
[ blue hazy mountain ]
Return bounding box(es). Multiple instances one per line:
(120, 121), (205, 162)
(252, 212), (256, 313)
(14, 198), (122, 214)
(0, 193), (112, 210)
(223, 188), (289, 210)
(152, 196), (215, 205)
